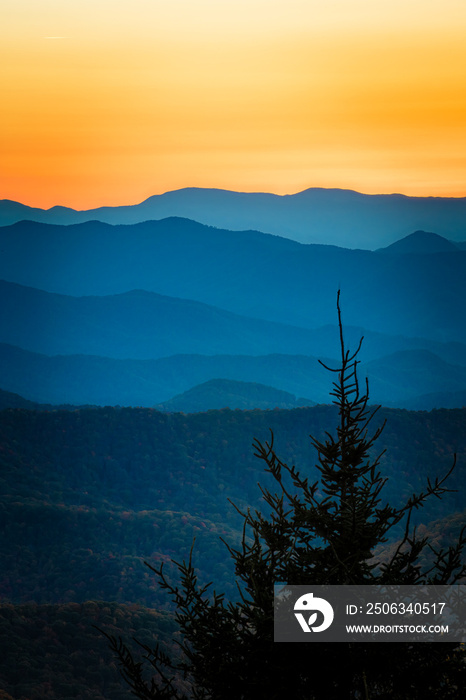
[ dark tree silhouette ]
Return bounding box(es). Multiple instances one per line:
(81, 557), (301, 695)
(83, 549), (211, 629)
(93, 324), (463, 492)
(103, 293), (465, 699)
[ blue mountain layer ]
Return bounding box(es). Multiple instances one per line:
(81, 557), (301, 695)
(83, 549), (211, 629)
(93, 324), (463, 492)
(0, 220), (465, 343)
(2, 187), (466, 249)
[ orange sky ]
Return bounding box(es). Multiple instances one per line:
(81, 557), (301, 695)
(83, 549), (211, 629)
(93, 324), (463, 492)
(2, 0), (466, 209)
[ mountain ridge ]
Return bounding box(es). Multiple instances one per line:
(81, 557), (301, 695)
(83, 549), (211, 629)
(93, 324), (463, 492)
(2, 278), (466, 363)
(378, 230), (459, 255)
(1, 343), (465, 410)
(154, 378), (316, 412)
(0, 219), (465, 343)
(3, 187), (466, 248)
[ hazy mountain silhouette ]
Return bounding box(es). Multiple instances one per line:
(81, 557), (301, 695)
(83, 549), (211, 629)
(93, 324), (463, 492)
(0, 280), (333, 360)
(1, 343), (465, 410)
(1, 217), (464, 409)
(363, 350), (466, 406)
(0, 219), (465, 343)
(395, 389), (466, 410)
(0, 344), (329, 406)
(0, 387), (44, 410)
(0, 387), (94, 411)
(154, 378), (315, 412)
(377, 230), (459, 255)
(2, 187), (466, 248)
(2, 279), (465, 363)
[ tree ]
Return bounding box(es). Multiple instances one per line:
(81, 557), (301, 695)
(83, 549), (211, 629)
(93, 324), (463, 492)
(103, 292), (465, 698)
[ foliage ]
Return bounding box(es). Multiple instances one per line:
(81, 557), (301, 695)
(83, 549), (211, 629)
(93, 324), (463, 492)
(1, 402), (465, 609)
(0, 601), (177, 700)
(105, 294), (466, 699)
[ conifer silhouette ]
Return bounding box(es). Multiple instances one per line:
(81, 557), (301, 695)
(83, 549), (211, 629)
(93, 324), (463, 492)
(103, 293), (465, 699)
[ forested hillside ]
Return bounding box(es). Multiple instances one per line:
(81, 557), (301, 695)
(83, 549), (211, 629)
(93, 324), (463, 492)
(0, 601), (178, 700)
(1, 405), (465, 605)
(1, 404), (465, 697)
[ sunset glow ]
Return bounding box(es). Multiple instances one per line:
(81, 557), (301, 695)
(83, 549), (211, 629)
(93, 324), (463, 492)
(2, 0), (466, 208)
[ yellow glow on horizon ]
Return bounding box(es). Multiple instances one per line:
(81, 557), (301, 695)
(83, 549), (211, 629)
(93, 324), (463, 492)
(2, 1), (466, 208)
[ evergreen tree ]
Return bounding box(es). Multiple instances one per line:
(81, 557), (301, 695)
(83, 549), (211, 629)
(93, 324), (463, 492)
(104, 293), (465, 698)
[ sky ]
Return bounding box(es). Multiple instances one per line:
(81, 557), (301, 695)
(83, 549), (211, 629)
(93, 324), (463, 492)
(2, 0), (466, 209)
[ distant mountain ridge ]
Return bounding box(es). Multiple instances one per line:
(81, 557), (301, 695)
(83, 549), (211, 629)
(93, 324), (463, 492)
(0, 388), (94, 412)
(0, 381), (314, 413)
(0, 216), (464, 410)
(2, 279), (466, 363)
(0, 215), (464, 410)
(2, 187), (466, 248)
(0, 219), (465, 343)
(0, 387), (44, 410)
(0, 279), (331, 360)
(1, 343), (466, 410)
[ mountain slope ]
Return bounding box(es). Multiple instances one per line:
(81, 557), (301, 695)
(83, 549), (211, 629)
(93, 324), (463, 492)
(2, 187), (466, 248)
(377, 230), (459, 255)
(0, 388), (43, 410)
(154, 378), (315, 412)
